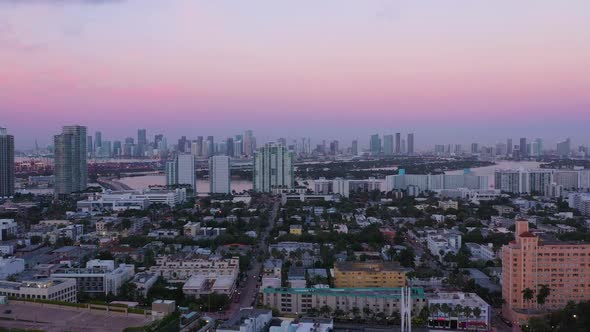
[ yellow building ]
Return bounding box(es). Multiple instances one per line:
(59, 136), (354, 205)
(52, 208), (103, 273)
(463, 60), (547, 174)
(438, 200), (459, 211)
(333, 261), (408, 288)
(289, 225), (302, 235)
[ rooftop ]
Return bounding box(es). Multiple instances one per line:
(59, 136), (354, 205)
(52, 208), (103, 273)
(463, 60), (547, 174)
(218, 308), (271, 330)
(335, 261), (408, 273)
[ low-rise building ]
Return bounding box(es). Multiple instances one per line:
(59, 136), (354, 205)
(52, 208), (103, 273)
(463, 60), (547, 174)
(217, 308), (272, 332)
(182, 273), (236, 297)
(427, 231), (462, 260)
(334, 261), (408, 288)
(0, 257), (25, 279)
(288, 266), (306, 288)
(77, 188), (187, 214)
(262, 287), (426, 317)
(152, 299), (176, 319)
(439, 200), (459, 211)
(268, 242), (316, 255)
(0, 278), (77, 302)
(148, 229), (180, 239)
(131, 272), (159, 296)
(427, 291), (491, 331)
(149, 256), (239, 282)
(289, 225), (302, 235)
(51, 263), (135, 296)
(270, 318), (333, 332)
(0, 219), (17, 241)
(263, 259), (282, 279)
(280, 193), (340, 205)
(183, 221), (201, 237)
(465, 243), (496, 261)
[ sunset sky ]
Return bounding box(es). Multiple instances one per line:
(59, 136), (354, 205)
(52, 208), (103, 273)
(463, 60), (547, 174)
(1, 0), (589, 149)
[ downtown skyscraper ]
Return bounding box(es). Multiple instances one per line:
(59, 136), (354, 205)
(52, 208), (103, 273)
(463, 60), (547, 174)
(253, 143), (293, 192)
(54, 125), (88, 196)
(383, 135), (394, 156)
(137, 129), (147, 156)
(407, 133), (414, 155)
(370, 134), (381, 156)
(519, 137), (527, 157)
(0, 128), (15, 198)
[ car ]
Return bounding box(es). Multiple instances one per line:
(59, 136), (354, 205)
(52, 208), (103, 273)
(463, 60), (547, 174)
(4, 309), (12, 314)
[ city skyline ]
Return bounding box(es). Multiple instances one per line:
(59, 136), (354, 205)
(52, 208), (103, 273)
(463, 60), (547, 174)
(3, 125), (585, 153)
(1, 0), (589, 148)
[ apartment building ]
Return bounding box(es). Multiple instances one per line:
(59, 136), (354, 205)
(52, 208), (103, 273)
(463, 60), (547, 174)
(501, 219), (590, 326)
(262, 287), (426, 317)
(427, 231), (462, 260)
(51, 262), (135, 296)
(0, 219), (17, 241)
(427, 291), (491, 331)
(333, 261), (408, 288)
(149, 256), (239, 282)
(0, 278), (77, 302)
(465, 243), (496, 261)
(439, 200), (459, 211)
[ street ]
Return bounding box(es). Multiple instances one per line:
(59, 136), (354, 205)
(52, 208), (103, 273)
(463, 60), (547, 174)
(206, 197), (280, 319)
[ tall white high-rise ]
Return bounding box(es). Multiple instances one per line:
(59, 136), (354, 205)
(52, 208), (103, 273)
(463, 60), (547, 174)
(166, 154), (196, 190)
(54, 125), (87, 197)
(253, 143), (293, 192)
(209, 155), (231, 194)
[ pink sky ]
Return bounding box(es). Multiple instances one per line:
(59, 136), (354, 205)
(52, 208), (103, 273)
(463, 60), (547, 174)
(0, 0), (589, 148)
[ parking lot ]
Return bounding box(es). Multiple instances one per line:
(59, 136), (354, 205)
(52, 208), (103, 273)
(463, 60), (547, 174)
(0, 301), (152, 332)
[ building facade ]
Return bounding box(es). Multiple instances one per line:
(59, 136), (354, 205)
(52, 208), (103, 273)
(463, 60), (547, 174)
(0, 128), (14, 198)
(210, 155), (231, 194)
(54, 125), (87, 196)
(501, 220), (590, 326)
(262, 287), (426, 317)
(0, 278), (77, 302)
(253, 143), (294, 192)
(333, 261), (408, 288)
(166, 154), (196, 190)
(149, 256), (239, 282)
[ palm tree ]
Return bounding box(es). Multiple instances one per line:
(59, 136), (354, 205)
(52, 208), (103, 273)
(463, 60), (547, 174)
(319, 305), (332, 317)
(536, 284), (551, 308)
(363, 306), (373, 320)
(429, 303), (441, 318)
(522, 288), (535, 305)
(441, 303), (451, 317)
(454, 304), (464, 319)
(463, 306), (473, 322)
(473, 307), (482, 321)
(351, 306), (361, 320)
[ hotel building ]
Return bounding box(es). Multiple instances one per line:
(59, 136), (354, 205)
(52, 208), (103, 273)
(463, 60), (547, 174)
(501, 219), (590, 325)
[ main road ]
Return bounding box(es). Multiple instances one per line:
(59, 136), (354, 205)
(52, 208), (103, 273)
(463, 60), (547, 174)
(208, 196), (280, 320)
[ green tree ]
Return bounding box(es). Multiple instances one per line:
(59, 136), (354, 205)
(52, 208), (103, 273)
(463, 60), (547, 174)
(522, 288), (535, 305)
(472, 307), (482, 320)
(536, 284), (551, 307)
